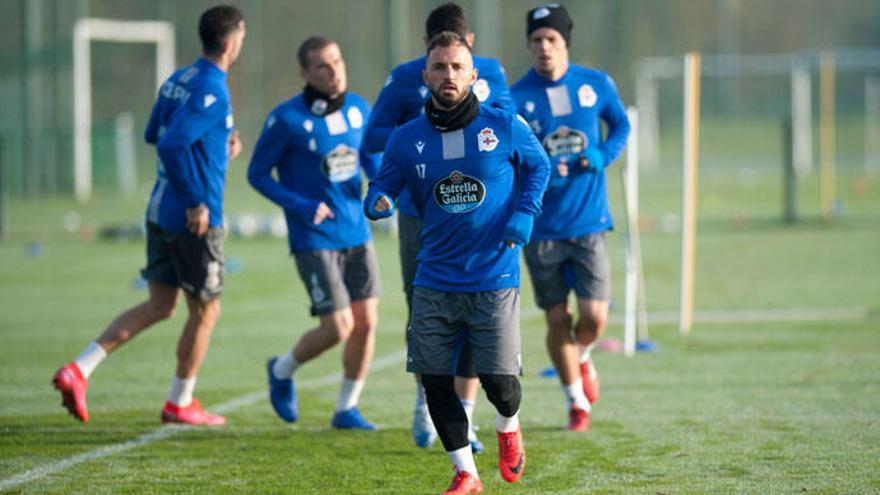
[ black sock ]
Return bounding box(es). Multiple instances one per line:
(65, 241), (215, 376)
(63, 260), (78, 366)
(421, 374), (469, 451)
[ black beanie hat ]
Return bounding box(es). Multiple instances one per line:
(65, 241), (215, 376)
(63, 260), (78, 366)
(526, 4), (573, 46)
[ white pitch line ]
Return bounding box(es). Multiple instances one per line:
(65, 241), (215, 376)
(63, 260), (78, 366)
(0, 349), (407, 492)
(522, 305), (870, 325)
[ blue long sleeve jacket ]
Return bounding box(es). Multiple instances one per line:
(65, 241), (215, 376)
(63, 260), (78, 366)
(363, 54), (517, 216)
(145, 58), (233, 233)
(365, 106), (550, 292)
(248, 92), (379, 252)
(511, 65), (630, 240)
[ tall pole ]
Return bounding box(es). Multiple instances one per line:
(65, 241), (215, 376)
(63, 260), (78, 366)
(790, 60), (812, 177)
(819, 51), (836, 221)
(679, 52), (701, 336)
(866, 77), (880, 176)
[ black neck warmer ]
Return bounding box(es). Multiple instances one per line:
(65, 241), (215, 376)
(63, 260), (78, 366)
(425, 91), (479, 132)
(303, 84), (345, 116)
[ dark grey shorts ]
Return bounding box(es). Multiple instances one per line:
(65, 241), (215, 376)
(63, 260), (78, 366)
(523, 232), (610, 309)
(141, 222), (224, 302)
(397, 212), (422, 310)
(293, 241), (381, 316)
(407, 287), (521, 376)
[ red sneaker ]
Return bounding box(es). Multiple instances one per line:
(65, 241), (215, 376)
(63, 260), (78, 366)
(161, 399), (226, 426)
(568, 406), (590, 432)
(442, 470), (483, 495)
(497, 426), (525, 483)
(52, 363), (89, 422)
(580, 359), (600, 404)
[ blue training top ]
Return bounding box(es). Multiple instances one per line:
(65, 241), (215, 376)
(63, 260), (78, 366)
(248, 92), (380, 253)
(363, 54), (517, 217)
(511, 65), (630, 240)
(366, 106), (550, 292)
(145, 57), (234, 233)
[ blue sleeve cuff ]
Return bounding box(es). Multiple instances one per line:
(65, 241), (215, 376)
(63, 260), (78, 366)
(503, 210), (534, 246)
(584, 146), (607, 170)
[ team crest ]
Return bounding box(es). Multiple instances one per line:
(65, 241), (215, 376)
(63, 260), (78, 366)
(473, 79), (491, 102)
(347, 106), (364, 129)
(419, 85), (429, 98)
(578, 84), (598, 108)
(477, 128), (499, 152)
(524, 101), (535, 114)
(434, 170), (486, 214)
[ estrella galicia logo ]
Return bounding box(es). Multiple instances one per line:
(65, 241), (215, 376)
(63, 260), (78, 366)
(322, 143), (358, 182)
(542, 125), (588, 157)
(434, 170), (485, 214)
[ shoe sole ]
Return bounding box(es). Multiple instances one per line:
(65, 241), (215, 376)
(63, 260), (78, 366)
(161, 412), (226, 426)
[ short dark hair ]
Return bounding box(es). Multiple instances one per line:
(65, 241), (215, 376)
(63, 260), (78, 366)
(297, 36), (336, 68)
(425, 31), (472, 57)
(198, 5), (244, 56)
(425, 2), (469, 39)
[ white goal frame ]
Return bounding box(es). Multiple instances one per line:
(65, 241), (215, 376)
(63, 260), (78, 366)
(73, 18), (175, 203)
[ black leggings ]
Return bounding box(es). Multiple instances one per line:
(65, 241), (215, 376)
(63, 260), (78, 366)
(421, 373), (521, 451)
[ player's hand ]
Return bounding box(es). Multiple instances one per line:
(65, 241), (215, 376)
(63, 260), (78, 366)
(364, 190), (395, 220)
(313, 202), (335, 225)
(581, 146), (605, 170)
(374, 195), (393, 213)
(503, 211), (534, 249)
(186, 204), (210, 236)
(227, 130), (242, 160)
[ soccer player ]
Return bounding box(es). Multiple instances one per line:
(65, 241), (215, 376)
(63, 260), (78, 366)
(248, 36), (381, 430)
(363, 1), (516, 452)
(365, 32), (549, 495)
(51, 6), (246, 425)
(511, 4), (631, 431)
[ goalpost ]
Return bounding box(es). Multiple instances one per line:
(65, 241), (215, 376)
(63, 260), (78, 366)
(73, 18), (175, 203)
(635, 48), (880, 335)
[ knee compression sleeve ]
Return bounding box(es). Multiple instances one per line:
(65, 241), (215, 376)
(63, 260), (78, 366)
(477, 374), (521, 418)
(421, 374), (469, 451)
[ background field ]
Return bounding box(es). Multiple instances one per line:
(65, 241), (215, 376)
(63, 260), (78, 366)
(2, 0), (880, 492)
(1, 166), (878, 493)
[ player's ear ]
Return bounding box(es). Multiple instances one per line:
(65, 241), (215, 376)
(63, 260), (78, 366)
(469, 66), (478, 86)
(422, 68), (428, 86)
(466, 32), (475, 48)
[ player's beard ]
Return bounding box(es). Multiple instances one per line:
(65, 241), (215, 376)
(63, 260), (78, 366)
(430, 85), (467, 110)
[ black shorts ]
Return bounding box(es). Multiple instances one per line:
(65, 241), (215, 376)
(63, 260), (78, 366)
(293, 241), (382, 316)
(523, 233), (610, 309)
(406, 287), (521, 377)
(141, 222), (224, 302)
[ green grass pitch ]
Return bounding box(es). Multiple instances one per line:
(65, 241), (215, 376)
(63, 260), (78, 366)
(1, 172), (879, 493)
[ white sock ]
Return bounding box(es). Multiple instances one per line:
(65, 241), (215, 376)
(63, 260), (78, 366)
(447, 445), (479, 477)
(415, 380), (428, 409)
(336, 378), (365, 412)
(461, 399), (477, 439)
(74, 341), (107, 379)
(460, 399), (475, 426)
(495, 410), (520, 433)
(167, 376), (196, 407)
(563, 379), (591, 412)
(272, 351), (300, 379)
(580, 343), (595, 364)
